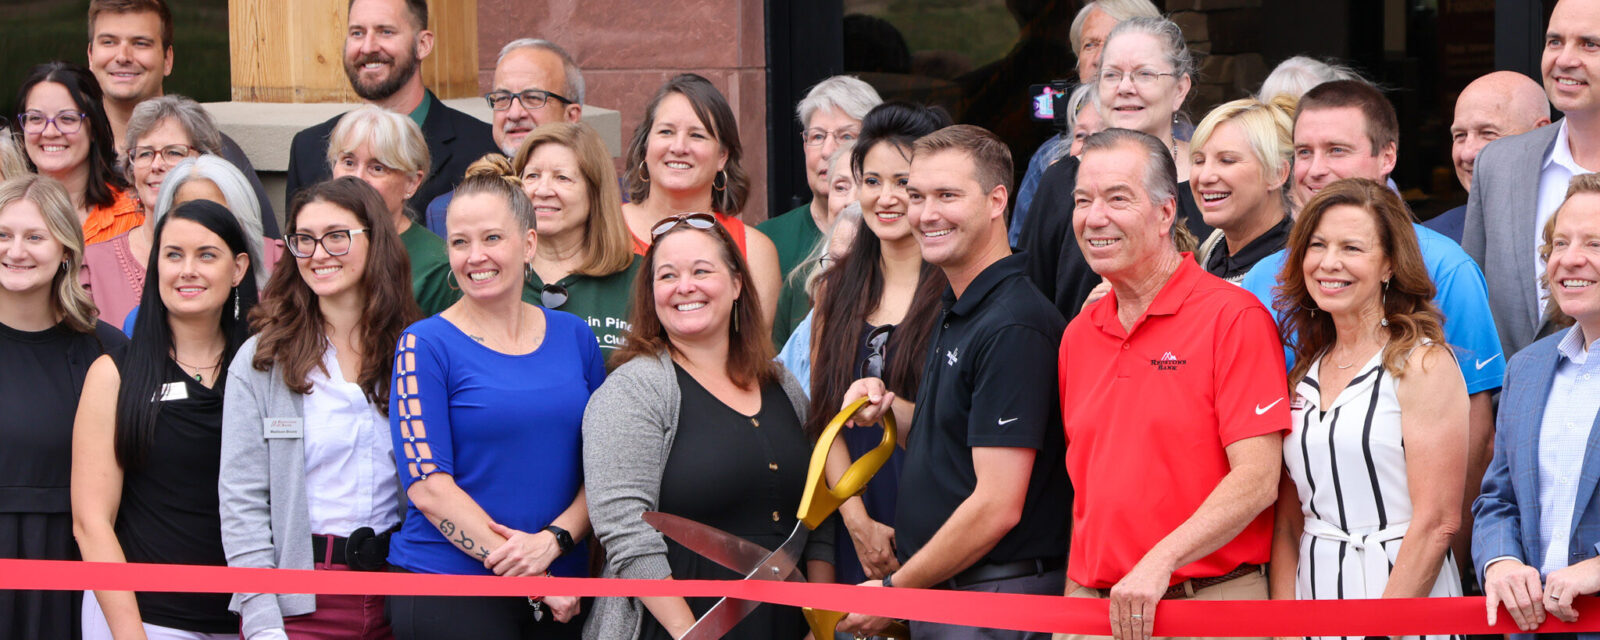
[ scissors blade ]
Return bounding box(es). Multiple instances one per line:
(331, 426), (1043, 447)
(643, 511), (793, 578)
(679, 527), (809, 640)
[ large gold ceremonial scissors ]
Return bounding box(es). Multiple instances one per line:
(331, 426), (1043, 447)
(643, 396), (910, 639)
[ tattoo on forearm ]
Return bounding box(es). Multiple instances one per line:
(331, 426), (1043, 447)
(455, 530), (475, 550)
(476, 547), (490, 560)
(438, 519), (457, 536)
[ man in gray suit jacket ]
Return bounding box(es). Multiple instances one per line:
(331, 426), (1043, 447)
(1464, 0), (1600, 358)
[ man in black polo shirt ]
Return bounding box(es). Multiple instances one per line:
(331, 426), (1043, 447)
(837, 125), (1070, 640)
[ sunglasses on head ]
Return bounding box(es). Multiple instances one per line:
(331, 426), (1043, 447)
(649, 212), (719, 239)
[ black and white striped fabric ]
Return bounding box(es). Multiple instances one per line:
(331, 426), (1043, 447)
(1284, 350), (1462, 640)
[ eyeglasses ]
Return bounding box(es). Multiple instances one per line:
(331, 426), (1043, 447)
(539, 283), (569, 309)
(484, 89), (576, 112)
(862, 324), (894, 380)
(17, 110), (86, 135)
(284, 228), (368, 258)
(802, 127), (858, 147)
(129, 144), (196, 168)
(649, 212), (719, 239)
(1098, 69), (1178, 87)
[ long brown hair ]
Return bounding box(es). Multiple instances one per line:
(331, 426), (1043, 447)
(612, 217), (776, 388)
(509, 122), (632, 276)
(1275, 178), (1442, 386)
(622, 74), (749, 215)
(807, 101), (950, 440)
(250, 177), (420, 410)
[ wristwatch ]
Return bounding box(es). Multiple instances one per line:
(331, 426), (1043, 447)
(543, 525), (575, 556)
(881, 571), (895, 588)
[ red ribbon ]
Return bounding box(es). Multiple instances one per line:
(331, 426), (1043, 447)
(3, 559), (1596, 636)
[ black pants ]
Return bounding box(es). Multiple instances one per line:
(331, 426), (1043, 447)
(386, 593), (589, 640)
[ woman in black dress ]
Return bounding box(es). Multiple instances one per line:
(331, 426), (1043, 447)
(0, 176), (126, 640)
(71, 199), (259, 639)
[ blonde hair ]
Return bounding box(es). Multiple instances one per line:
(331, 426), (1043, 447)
(0, 176), (98, 331)
(1537, 173), (1600, 329)
(510, 122), (633, 277)
(1190, 95), (1297, 206)
(326, 105), (431, 176)
(0, 130), (29, 180)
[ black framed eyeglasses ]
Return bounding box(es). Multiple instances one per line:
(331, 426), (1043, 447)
(649, 212), (718, 239)
(17, 110), (86, 135)
(863, 324), (894, 379)
(284, 228), (368, 258)
(539, 283), (569, 309)
(484, 89), (575, 112)
(129, 144), (197, 168)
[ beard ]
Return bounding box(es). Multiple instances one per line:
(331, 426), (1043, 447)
(344, 40), (422, 101)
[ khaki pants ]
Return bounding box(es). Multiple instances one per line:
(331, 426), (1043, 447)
(1056, 570), (1269, 640)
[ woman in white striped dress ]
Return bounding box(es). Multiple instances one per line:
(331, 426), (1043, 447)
(1267, 178), (1469, 640)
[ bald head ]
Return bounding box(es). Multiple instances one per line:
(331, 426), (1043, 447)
(1451, 71), (1551, 190)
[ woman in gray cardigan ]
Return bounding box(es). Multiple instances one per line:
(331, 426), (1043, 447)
(582, 213), (833, 640)
(218, 178), (420, 639)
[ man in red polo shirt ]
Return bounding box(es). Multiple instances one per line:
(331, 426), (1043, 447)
(1056, 128), (1289, 640)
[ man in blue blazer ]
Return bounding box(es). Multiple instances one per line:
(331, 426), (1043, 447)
(1472, 172), (1600, 636)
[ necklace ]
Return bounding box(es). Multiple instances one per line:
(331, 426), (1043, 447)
(171, 354), (219, 382)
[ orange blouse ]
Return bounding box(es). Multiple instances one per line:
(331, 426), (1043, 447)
(630, 212), (749, 256)
(83, 187), (143, 246)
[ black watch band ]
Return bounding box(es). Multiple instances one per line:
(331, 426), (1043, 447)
(881, 571), (895, 588)
(543, 525), (575, 555)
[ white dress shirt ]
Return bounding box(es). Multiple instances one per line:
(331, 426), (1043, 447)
(303, 344), (401, 537)
(1537, 326), (1600, 575)
(1536, 121), (1595, 317)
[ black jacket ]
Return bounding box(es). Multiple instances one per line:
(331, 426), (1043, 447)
(284, 90), (498, 217)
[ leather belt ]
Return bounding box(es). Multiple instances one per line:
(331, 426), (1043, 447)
(312, 534), (352, 567)
(947, 556), (1064, 589)
(1160, 563), (1264, 599)
(312, 525), (398, 572)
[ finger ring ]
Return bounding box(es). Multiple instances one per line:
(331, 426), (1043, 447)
(1131, 613), (1144, 620)
(1549, 592), (1560, 599)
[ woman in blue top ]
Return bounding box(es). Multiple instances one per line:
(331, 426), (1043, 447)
(388, 170), (603, 639)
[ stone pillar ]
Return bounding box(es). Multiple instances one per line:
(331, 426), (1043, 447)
(228, 0), (479, 102)
(477, 0), (771, 220)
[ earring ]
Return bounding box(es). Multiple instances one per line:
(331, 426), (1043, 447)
(232, 287), (240, 320)
(524, 263), (534, 283)
(638, 162), (650, 183)
(1379, 279), (1390, 327)
(446, 271), (460, 291)
(731, 298), (740, 334)
(713, 170), (728, 192)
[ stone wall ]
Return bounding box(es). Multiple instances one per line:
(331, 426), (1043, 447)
(475, 0), (773, 220)
(1167, 0), (1270, 120)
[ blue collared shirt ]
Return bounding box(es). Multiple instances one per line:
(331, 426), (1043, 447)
(1538, 326), (1600, 575)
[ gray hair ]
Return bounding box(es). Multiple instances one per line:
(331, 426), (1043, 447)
(1069, 0), (1160, 54)
(1104, 17), (1197, 85)
(1257, 56), (1363, 103)
(498, 38), (585, 105)
(804, 201), (863, 299)
(796, 76), (883, 128)
(122, 95), (226, 180)
(326, 105), (430, 177)
(1080, 128), (1177, 209)
(154, 155), (268, 288)
(1049, 83), (1101, 165)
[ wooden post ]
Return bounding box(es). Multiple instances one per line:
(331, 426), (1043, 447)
(228, 0), (478, 103)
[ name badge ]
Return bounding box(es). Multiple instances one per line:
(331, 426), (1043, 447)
(158, 382), (188, 402)
(264, 417), (304, 439)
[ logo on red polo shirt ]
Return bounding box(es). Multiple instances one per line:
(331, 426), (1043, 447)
(1149, 351), (1186, 371)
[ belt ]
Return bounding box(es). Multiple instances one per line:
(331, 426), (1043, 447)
(312, 525), (398, 572)
(947, 556), (1064, 589)
(1302, 518), (1410, 598)
(1160, 563), (1264, 599)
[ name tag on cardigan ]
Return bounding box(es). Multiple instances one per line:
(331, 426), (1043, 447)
(263, 417), (304, 439)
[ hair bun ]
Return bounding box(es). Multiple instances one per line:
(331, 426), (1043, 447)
(465, 154), (517, 184)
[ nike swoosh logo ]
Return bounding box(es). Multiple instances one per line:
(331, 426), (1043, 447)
(1476, 354), (1502, 370)
(1255, 398), (1284, 415)
(998, 417), (1019, 426)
